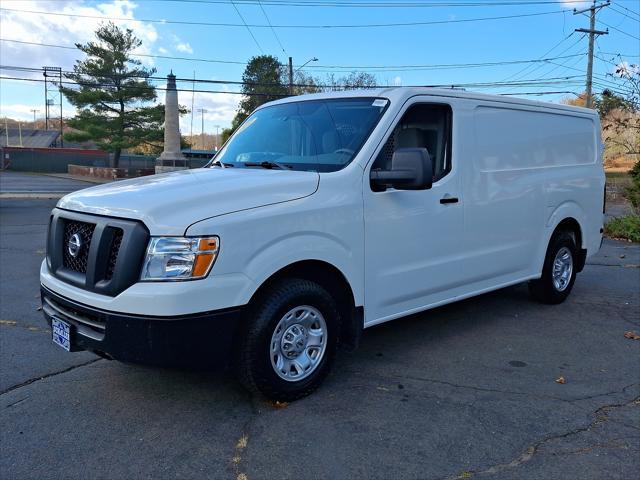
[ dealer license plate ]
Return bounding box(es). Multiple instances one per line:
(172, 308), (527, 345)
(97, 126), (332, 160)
(52, 317), (71, 351)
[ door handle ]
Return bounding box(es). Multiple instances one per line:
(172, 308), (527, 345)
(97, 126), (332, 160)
(440, 195), (459, 204)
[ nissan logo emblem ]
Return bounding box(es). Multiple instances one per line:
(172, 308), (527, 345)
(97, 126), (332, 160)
(68, 233), (83, 258)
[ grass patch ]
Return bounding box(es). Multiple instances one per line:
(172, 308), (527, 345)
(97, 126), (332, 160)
(605, 171), (632, 181)
(605, 215), (640, 243)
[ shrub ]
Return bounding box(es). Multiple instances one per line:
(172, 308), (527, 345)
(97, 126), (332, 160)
(628, 160), (640, 209)
(605, 215), (640, 243)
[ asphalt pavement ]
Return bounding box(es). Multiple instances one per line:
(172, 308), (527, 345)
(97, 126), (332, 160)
(1, 196), (638, 480)
(0, 171), (98, 196)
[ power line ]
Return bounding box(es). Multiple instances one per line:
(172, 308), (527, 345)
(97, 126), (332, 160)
(499, 90), (579, 96)
(0, 71), (588, 93)
(0, 38), (588, 72)
(527, 50), (587, 83)
(499, 32), (582, 85)
(229, 0), (264, 52)
(608, 4), (640, 22)
(0, 38), (249, 65)
(597, 51), (640, 57)
(258, 0), (288, 54)
(0, 64), (585, 88)
(613, 2), (640, 20)
(597, 18), (640, 40)
(303, 54), (586, 72)
(153, 0), (592, 8)
(0, 6), (568, 29)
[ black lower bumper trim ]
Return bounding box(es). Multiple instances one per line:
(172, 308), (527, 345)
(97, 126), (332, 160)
(41, 286), (243, 369)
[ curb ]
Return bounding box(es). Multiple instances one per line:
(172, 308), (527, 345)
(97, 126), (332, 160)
(0, 192), (67, 199)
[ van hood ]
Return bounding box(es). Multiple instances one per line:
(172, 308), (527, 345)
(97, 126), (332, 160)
(57, 167), (319, 235)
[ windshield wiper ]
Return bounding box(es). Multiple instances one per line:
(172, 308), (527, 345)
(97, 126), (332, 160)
(210, 159), (234, 168)
(243, 161), (292, 170)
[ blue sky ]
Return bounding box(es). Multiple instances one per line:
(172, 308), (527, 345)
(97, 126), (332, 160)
(1, 0), (638, 134)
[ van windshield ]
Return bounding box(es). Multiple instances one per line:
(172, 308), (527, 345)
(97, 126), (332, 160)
(211, 98), (388, 172)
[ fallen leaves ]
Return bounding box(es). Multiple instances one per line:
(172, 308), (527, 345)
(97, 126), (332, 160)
(624, 331), (640, 340)
(555, 376), (567, 384)
(236, 435), (248, 450)
(269, 400), (289, 409)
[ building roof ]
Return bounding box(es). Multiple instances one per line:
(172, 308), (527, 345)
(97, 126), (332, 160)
(0, 128), (60, 148)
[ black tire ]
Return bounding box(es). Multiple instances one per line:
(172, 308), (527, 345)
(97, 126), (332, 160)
(235, 278), (339, 401)
(528, 230), (578, 304)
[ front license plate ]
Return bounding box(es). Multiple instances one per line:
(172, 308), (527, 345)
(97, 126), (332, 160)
(52, 317), (71, 351)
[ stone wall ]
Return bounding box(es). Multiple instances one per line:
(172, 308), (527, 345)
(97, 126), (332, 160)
(68, 164), (155, 180)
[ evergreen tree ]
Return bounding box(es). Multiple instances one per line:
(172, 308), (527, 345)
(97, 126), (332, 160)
(61, 23), (163, 167)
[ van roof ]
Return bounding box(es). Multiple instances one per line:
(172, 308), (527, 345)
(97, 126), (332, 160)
(263, 87), (596, 116)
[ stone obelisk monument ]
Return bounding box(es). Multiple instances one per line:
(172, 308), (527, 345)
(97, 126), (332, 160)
(155, 71), (187, 173)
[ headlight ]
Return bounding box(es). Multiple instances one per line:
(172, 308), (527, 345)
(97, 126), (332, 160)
(140, 236), (219, 281)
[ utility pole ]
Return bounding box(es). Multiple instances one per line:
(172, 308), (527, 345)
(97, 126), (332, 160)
(574, 1), (609, 109)
(288, 57), (294, 95)
(43, 66), (63, 145)
(190, 71), (195, 153)
(197, 108), (207, 150)
(215, 125), (220, 151)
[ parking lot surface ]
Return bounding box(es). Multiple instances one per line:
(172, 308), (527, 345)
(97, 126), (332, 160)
(0, 171), (95, 194)
(1, 197), (638, 480)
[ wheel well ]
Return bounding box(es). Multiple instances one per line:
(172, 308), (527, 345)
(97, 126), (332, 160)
(553, 217), (586, 271)
(249, 260), (362, 350)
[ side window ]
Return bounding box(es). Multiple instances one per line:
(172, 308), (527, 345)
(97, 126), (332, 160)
(372, 104), (452, 181)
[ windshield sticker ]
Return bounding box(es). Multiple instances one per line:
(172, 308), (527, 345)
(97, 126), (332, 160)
(372, 99), (388, 108)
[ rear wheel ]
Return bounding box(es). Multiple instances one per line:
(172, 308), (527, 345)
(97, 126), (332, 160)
(529, 230), (578, 304)
(235, 278), (339, 401)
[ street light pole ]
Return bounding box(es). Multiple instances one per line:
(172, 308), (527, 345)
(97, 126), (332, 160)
(197, 108), (207, 149)
(288, 57), (319, 95)
(30, 109), (40, 126)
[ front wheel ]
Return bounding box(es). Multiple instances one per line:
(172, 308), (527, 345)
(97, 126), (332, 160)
(529, 231), (578, 304)
(235, 279), (339, 401)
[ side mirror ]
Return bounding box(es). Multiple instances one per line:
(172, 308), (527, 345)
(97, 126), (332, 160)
(370, 148), (433, 191)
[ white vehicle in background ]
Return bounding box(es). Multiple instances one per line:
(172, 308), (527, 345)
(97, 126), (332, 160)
(40, 88), (605, 401)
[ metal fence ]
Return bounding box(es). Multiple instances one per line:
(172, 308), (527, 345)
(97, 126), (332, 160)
(0, 147), (157, 173)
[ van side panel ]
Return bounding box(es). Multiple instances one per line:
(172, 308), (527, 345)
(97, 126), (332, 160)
(465, 105), (602, 285)
(464, 105), (548, 283)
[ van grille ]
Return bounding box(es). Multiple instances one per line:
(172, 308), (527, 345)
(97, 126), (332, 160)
(48, 210), (149, 296)
(105, 228), (123, 280)
(63, 220), (95, 273)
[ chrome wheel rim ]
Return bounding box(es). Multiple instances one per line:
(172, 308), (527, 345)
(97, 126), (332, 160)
(552, 247), (573, 292)
(270, 305), (327, 382)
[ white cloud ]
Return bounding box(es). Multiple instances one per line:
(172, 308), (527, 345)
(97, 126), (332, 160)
(177, 89), (239, 133)
(170, 34), (193, 54)
(175, 42), (193, 54)
(393, 76), (402, 86)
(0, 102), (77, 121)
(158, 47), (168, 54)
(0, 0), (159, 72)
(560, 1), (591, 9)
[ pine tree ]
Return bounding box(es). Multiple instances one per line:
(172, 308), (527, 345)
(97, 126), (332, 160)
(61, 22), (163, 167)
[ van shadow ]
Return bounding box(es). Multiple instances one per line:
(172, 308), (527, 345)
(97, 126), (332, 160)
(331, 282), (544, 385)
(105, 282), (535, 402)
(360, 283), (532, 347)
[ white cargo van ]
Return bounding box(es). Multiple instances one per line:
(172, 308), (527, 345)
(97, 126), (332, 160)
(41, 88), (605, 400)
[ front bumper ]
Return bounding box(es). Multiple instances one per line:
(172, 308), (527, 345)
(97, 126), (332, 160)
(41, 285), (243, 369)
